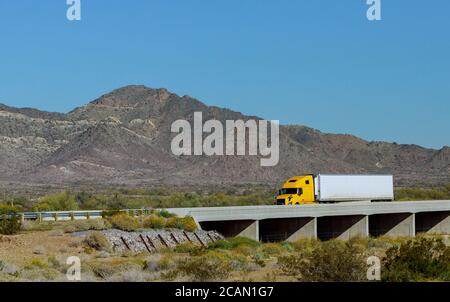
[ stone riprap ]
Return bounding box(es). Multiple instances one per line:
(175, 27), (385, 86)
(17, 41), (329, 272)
(100, 229), (224, 253)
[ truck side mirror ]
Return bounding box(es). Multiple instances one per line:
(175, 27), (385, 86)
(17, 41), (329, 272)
(298, 188), (303, 195)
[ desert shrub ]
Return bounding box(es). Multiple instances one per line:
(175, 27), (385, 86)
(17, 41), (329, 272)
(179, 216), (197, 232)
(278, 253), (307, 277)
(108, 213), (140, 231)
(34, 191), (78, 211)
(165, 217), (184, 229)
(47, 256), (63, 270)
(252, 252), (269, 267)
(144, 256), (162, 272)
(142, 215), (165, 229)
(226, 252), (250, 271)
(65, 221), (85, 233)
(24, 258), (48, 270)
(158, 256), (175, 271)
(21, 219), (111, 233)
(347, 236), (371, 248)
(20, 221), (57, 232)
(208, 237), (260, 250)
(0, 260), (19, 277)
(279, 240), (366, 281)
(101, 209), (124, 217)
(0, 204), (22, 235)
(84, 231), (111, 252)
(95, 251), (111, 259)
(86, 260), (141, 280)
(63, 219), (111, 233)
(0, 260), (6, 271)
(164, 216), (197, 232)
(173, 242), (202, 254)
(280, 242), (295, 252)
(88, 262), (117, 279)
(175, 251), (233, 281)
(144, 255), (175, 272)
(290, 238), (321, 253)
(157, 210), (176, 218)
(260, 243), (285, 255)
(233, 245), (254, 256)
(365, 237), (394, 249)
(382, 237), (450, 281)
(86, 219), (112, 230)
(9, 196), (30, 209)
(20, 220), (38, 232)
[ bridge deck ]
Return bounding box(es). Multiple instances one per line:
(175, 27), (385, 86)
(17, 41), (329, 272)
(168, 200), (450, 222)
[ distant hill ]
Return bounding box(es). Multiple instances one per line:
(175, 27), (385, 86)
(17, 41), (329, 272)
(0, 85), (448, 187)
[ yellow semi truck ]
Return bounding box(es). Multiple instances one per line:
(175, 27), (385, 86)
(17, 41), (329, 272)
(276, 174), (394, 205)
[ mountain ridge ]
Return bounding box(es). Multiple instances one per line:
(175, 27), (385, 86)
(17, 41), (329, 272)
(0, 85), (448, 187)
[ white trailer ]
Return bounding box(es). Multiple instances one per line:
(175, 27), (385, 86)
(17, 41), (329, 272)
(314, 174), (394, 202)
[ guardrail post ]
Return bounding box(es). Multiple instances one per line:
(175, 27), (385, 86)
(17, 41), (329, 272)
(53, 213), (58, 222)
(38, 213), (42, 222)
(70, 212), (75, 221)
(86, 212), (90, 220)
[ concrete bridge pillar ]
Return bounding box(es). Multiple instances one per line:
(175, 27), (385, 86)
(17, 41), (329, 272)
(199, 220), (259, 241)
(237, 220), (259, 241)
(369, 213), (415, 237)
(259, 217), (317, 242)
(415, 211), (450, 235)
(317, 215), (369, 241)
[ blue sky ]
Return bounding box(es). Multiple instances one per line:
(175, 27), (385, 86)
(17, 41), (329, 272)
(0, 0), (449, 149)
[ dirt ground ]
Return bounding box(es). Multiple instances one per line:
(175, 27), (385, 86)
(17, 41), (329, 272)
(0, 231), (83, 266)
(0, 230), (295, 282)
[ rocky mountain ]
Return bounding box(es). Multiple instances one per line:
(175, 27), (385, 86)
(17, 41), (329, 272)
(0, 85), (448, 187)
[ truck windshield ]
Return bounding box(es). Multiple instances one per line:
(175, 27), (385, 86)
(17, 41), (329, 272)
(279, 188), (298, 195)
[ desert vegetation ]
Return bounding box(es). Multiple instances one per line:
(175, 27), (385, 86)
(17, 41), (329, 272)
(0, 203), (197, 236)
(0, 188), (274, 212)
(1, 202), (449, 282)
(0, 184), (449, 213)
(0, 204), (21, 235)
(16, 211), (196, 235)
(395, 184), (450, 201)
(1, 186), (449, 282)
(1, 227), (449, 282)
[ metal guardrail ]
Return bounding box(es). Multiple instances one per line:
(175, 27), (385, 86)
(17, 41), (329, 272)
(18, 208), (154, 222)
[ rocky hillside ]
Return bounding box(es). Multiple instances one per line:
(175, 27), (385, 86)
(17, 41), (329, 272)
(0, 85), (448, 187)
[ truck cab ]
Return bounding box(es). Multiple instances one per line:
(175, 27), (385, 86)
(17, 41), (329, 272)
(277, 174), (394, 205)
(276, 175), (316, 205)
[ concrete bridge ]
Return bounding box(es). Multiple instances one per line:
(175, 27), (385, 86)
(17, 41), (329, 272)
(168, 200), (450, 242)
